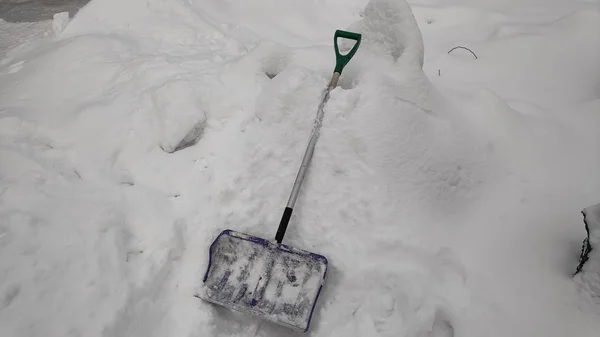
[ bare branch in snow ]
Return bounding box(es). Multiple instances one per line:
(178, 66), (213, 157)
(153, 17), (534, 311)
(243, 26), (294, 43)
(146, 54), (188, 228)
(447, 46), (478, 59)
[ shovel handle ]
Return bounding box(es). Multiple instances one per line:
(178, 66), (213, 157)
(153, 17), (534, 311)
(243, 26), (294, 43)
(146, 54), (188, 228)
(275, 29), (362, 244)
(333, 30), (362, 74)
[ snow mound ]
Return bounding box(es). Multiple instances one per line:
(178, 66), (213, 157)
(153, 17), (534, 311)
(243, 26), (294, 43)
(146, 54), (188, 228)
(152, 80), (207, 153)
(2, 0), (600, 336)
(347, 0), (424, 68)
(0, 0), (483, 335)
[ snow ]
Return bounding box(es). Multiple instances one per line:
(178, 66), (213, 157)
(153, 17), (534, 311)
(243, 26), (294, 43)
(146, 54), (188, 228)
(0, 19), (50, 59)
(0, 0), (599, 336)
(575, 203), (600, 305)
(51, 11), (70, 36)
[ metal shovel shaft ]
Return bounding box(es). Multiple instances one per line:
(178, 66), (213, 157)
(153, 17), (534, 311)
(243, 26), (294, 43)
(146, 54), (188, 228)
(274, 72), (340, 243)
(274, 30), (361, 244)
(287, 72), (340, 209)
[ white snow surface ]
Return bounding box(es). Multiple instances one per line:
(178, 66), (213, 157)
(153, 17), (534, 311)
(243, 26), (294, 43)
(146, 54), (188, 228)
(1, 0), (600, 336)
(575, 203), (600, 306)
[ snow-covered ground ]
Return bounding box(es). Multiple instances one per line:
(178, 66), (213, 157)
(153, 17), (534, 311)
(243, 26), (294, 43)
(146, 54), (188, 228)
(1, 0), (599, 336)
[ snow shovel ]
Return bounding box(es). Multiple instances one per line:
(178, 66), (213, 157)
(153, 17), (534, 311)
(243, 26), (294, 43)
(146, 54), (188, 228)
(198, 29), (362, 332)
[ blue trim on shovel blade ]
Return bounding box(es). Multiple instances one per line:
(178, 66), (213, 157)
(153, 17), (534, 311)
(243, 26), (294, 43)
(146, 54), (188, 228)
(201, 229), (328, 332)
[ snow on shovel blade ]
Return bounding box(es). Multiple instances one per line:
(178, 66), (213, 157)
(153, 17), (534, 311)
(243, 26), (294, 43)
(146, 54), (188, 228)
(199, 229), (328, 332)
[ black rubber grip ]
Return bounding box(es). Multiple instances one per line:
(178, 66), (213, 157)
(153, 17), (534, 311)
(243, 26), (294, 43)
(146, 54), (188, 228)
(275, 207), (293, 243)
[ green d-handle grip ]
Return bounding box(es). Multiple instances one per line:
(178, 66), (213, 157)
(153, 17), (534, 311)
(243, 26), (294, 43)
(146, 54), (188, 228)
(333, 30), (362, 74)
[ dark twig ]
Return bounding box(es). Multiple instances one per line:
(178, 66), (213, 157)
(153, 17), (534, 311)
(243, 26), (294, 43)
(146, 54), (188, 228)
(574, 210), (594, 276)
(447, 46), (478, 59)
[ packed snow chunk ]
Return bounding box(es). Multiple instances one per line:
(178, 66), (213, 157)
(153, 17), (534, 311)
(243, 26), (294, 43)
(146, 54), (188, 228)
(347, 0), (424, 68)
(574, 203), (600, 302)
(152, 80), (207, 153)
(255, 42), (293, 81)
(52, 12), (70, 37)
(343, 0), (429, 103)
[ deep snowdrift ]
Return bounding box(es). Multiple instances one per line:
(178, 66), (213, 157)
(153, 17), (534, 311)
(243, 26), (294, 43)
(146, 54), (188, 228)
(1, 0), (600, 336)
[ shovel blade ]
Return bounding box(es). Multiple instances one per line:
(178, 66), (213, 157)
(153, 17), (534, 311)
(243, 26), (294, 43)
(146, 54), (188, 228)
(199, 229), (328, 332)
